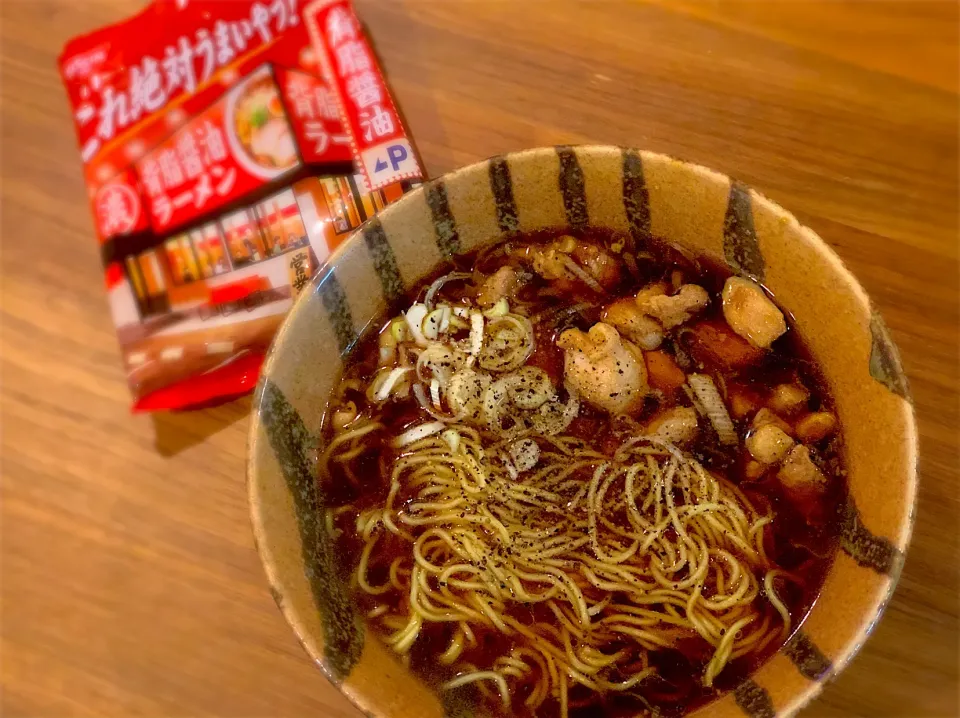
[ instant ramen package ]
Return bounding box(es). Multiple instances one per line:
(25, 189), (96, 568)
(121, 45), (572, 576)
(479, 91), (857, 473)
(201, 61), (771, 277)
(58, 0), (423, 411)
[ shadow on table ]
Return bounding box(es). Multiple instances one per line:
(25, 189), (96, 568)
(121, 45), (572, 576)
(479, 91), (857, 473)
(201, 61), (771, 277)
(151, 394), (253, 457)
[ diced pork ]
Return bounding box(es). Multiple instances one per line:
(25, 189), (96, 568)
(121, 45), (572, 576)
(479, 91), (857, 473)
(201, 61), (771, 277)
(557, 323), (648, 415)
(768, 383), (810, 415)
(795, 412), (838, 443)
(752, 408), (793, 435)
(636, 283), (710, 329)
(645, 406), (699, 445)
(602, 298), (663, 350)
(746, 424), (795, 464)
(721, 277), (786, 349)
(777, 445), (827, 492)
(477, 266), (520, 307)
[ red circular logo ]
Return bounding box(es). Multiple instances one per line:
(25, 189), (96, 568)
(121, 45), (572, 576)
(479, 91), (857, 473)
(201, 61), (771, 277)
(95, 182), (140, 236)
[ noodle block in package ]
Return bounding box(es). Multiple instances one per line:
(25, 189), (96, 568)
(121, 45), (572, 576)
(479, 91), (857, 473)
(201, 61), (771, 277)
(58, 0), (423, 411)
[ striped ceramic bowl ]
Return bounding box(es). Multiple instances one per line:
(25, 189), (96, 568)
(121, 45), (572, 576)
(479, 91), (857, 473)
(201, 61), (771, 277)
(247, 146), (917, 717)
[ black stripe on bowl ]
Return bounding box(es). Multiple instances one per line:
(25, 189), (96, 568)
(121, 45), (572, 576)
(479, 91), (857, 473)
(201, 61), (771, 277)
(784, 631), (833, 681)
(622, 148), (651, 239)
(362, 217), (405, 313)
(723, 181), (765, 282)
(489, 156), (519, 233)
(424, 179), (461, 258)
(868, 311), (911, 401)
(315, 266), (357, 357)
(734, 678), (776, 718)
(840, 496), (904, 575)
(557, 145), (588, 229)
(259, 379), (364, 682)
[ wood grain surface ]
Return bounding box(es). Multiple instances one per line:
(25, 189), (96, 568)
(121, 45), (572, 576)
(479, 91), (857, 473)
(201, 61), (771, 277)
(2, 1), (957, 716)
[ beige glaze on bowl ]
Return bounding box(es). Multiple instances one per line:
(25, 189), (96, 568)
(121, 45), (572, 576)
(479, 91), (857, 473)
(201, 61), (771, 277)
(247, 146), (917, 718)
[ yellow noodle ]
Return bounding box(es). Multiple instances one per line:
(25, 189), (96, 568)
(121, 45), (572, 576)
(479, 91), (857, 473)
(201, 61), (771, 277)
(330, 427), (794, 711)
(439, 629), (465, 665)
(443, 671), (510, 709)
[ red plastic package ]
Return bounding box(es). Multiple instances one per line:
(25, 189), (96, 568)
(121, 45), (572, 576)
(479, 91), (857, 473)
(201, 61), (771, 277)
(58, 0), (423, 411)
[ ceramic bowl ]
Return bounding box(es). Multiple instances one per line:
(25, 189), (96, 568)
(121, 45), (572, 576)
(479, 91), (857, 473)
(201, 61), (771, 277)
(247, 146), (917, 718)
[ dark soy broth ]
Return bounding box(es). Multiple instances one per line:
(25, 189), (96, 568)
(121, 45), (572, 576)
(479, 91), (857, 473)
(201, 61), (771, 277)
(317, 228), (846, 718)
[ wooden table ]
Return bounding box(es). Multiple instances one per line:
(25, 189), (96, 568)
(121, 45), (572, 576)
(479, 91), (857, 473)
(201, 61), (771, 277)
(2, 1), (957, 715)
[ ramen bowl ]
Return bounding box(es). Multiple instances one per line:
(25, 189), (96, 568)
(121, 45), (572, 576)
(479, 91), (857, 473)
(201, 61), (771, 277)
(247, 146), (917, 717)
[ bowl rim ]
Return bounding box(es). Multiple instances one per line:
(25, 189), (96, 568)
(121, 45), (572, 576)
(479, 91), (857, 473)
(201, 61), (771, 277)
(247, 144), (919, 718)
